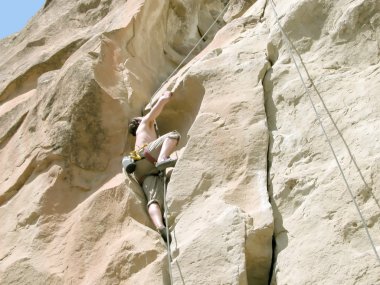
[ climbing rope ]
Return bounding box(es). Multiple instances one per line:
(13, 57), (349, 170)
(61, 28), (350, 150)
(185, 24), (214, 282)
(162, 170), (173, 285)
(147, 0), (232, 109)
(142, 0), (232, 147)
(150, 2), (233, 283)
(268, 0), (380, 264)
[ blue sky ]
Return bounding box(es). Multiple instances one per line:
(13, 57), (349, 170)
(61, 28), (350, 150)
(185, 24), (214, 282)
(0, 1), (45, 39)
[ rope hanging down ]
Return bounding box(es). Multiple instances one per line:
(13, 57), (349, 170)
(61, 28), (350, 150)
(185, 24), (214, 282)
(156, 2), (232, 284)
(148, 0), (232, 108)
(269, 0), (380, 264)
(147, 0), (231, 138)
(162, 171), (173, 285)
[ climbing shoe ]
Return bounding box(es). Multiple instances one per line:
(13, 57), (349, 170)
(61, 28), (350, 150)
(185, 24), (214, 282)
(157, 226), (172, 244)
(156, 158), (177, 171)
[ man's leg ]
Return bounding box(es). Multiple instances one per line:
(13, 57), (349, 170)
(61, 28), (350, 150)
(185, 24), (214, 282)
(157, 137), (178, 163)
(148, 202), (171, 243)
(148, 202), (165, 229)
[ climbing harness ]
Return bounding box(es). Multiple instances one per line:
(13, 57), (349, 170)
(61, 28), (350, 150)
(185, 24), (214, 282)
(144, 149), (157, 165)
(122, 143), (147, 174)
(269, 0), (380, 264)
(130, 143), (147, 160)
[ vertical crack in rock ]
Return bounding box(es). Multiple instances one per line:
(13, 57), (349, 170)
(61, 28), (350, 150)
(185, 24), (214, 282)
(263, 64), (276, 285)
(262, 42), (278, 284)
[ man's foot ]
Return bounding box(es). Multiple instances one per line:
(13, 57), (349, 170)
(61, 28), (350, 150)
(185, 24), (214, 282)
(156, 158), (177, 171)
(157, 226), (172, 244)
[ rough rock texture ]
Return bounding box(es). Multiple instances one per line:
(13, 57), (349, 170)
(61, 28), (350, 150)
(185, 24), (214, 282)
(265, 1), (380, 284)
(0, 0), (379, 284)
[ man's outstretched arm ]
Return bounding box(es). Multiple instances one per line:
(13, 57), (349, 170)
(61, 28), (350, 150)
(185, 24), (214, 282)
(143, 91), (173, 124)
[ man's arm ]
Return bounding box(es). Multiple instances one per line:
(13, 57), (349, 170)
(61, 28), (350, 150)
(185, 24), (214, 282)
(143, 91), (173, 124)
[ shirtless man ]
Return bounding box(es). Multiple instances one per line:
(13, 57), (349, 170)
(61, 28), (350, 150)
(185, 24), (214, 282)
(127, 91), (180, 243)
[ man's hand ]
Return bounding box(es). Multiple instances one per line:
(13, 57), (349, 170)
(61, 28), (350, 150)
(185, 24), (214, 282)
(160, 90), (173, 103)
(145, 91), (173, 123)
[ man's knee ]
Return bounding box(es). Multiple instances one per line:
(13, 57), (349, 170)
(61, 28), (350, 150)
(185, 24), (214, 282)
(167, 130), (180, 143)
(147, 201), (162, 212)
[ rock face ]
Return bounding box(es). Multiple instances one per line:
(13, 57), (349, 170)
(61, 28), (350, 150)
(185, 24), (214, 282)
(0, 0), (379, 284)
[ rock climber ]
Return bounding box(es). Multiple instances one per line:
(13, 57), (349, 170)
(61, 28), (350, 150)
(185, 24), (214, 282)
(127, 90), (180, 243)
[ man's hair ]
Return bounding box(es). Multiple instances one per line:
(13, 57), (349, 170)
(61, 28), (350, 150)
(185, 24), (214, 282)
(128, 118), (141, 136)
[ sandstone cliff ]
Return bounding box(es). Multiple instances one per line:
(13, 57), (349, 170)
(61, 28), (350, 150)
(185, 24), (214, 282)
(0, 0), (379, 284)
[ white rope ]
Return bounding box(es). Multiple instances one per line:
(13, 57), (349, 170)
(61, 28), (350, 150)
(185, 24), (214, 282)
(152, 4), (233, 282)
(148, 0), (232, 108)
(268, 0), (380, 264)
(149, 0), (231, 154)
(162, 171), (173, 285)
